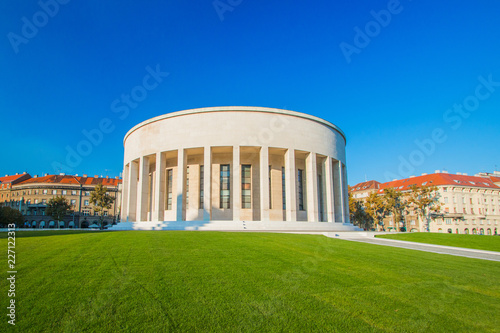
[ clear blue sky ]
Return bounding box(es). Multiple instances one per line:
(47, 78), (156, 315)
(1, 0), (499, 185)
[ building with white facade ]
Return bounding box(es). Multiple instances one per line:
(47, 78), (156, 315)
(116, 106), (361, 231)
(378, 171), (500, 234)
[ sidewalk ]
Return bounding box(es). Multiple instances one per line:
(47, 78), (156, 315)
(324, 232), (500, 262)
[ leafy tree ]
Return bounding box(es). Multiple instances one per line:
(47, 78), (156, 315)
(46, 196), (72, 228)
(383, 188), (409, 231)
(407, 185), (442, 232)
(365, 192), (390, 231)
(0, 206), (24, 228)
(90, 184), (115, 230)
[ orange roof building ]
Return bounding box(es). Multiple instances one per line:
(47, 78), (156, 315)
(1, 173), (122, 229)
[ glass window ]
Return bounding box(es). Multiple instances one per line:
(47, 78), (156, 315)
(62, 190), (67, 195)
(298, 169), (305, 211)
(220, 164), (230, 209)
(199, 165), (204, 208)
(269, 165), (272, 209)
(84, 200), (89, 206)
(52, 190), (57, 195)
(43, 189), (48, 194)
(282, 167), (286, 210)
(186, 166), (190, 206)
(242, 165), (251, 209)
(166, 169), (173, 210)
(72, 190), (77, 195)
(71, 199), (76, 205)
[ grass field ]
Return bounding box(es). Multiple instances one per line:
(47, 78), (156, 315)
(1, 231), (499, 332)
(376, 232), (500, 252)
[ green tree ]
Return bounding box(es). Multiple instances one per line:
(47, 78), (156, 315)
(365, 192), (389, 231)
(0, 206), (24, 228)
(46, 196), (72, 228)
(407, 185), (442, 232)
(90, 184), (115, 230)
(383, 188), (409, 232)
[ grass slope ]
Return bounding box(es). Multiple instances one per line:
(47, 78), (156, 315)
(1, 231), (499, 332)
(376, 232), (500, 252)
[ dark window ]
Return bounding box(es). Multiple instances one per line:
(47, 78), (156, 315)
(298, 169), (305, 211)
(199, 165), (204, 208)
(242, 165), (251, 209)
(220, 165), (230, 209)
(166, 169), (173, 210)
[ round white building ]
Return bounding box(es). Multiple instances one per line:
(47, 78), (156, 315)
(118, 106), (359, 231)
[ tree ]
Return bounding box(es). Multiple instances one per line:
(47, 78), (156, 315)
(46, 196), (72, 228)
(0, 206), (24, 228)
(90, 184), (115, 230)
(383, 188), (409, 232)
(349, 192), (374, 230)
(407, 185), (442, 232)
(365, 192), (390, 231)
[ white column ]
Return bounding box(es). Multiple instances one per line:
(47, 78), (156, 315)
(121, 164), (129, 222)
(137, 156), (150, 222)
(127, 160), (138, 222)
(324, 157), (335, 222)
(153, 152), (165, 222)
(232, 146), (241, 221)
(260, 146), (270, 221)
(339, 162), (346, 223)
(333, 160), (342, 222)
(342, 163), (350, 224)
(306, 152), (319, 222)
(176, 149), (186, 221)
(285, 149), (297, 221)
(203, 147), (212, 221)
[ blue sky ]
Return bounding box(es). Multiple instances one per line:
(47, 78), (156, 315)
(1, 0), (499, 185)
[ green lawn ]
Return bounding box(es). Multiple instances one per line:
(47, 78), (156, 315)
(376, 232), (500, 252)
(1, 231), (499, 332)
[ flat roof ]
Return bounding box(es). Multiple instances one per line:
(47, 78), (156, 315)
(124, 106), (346, 144)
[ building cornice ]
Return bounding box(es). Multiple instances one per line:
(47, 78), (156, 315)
(123, 106), (347, 145)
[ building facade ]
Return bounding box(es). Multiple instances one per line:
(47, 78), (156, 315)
(119, 106), (358, 231)
(375, 172), (500, 234)
(0, 173), (122, 228)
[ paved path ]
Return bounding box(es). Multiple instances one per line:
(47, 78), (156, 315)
(325, 233), (500, 262)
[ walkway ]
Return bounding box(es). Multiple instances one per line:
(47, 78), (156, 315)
(325, 232), (500, 262)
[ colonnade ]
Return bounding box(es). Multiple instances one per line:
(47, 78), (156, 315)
(121, 146), (349, 223)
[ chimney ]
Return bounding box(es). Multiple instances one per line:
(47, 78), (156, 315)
(15, 173), (18, 175)
(456, 172), (462, 175)
(115, 176), (119, 179)
(59, 173), (65, 176)
(34, 175), (38, 178)
(435, 170), (440, 174)
(462, 173), (467, 176)
(75, 174), (78, 176)
(94, 175), (98, 178)
(409, 175), (415, 178)
(83, 174), (88, 178)
(106, 176), (109, 179)
(442, 170), (448, 174)
(421, 173), (428, 176)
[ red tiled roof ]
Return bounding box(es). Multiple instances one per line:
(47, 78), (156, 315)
(16, 175), (121, 187)
(490, 176), (500, 183)
(0, 173), (31, 184)
(350, 180), (381, 192)
(378, 173), (500, 193)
